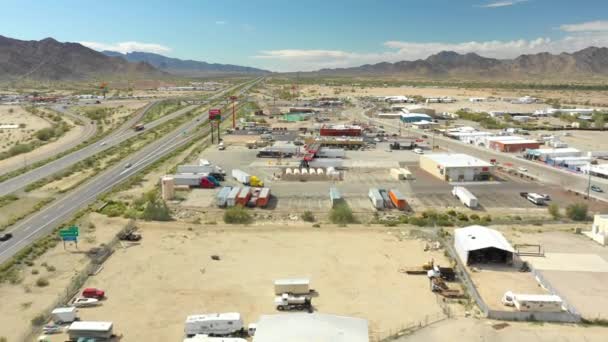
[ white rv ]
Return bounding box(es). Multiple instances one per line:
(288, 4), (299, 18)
(184, 313), (244, 337)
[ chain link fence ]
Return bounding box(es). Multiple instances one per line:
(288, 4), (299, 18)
(20, 223), (131, 342)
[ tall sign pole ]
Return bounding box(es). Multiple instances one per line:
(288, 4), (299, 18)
(230, 96), (238, 129)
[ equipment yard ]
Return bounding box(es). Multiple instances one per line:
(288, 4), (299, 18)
(44, 223), (451, 342)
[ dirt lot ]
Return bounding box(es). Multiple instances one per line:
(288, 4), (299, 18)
(50, 224), (451, 342)
(0, 105), (51, 152)
(0, 214), (128, 342)
(397, 317), (608, 342)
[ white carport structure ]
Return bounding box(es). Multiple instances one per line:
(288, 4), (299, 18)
(252, 313), (368, 342)
(454, 225), (515, 265)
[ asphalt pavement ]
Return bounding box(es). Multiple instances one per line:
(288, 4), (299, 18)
(351, 101), (608, 203)
(0, 77), (262, 264)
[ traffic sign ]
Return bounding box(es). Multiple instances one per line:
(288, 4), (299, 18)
(62, 236), (78, 242)
(59, 225), (79, 237)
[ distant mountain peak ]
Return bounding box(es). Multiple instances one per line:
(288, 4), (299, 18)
(103, 50), (270, 76)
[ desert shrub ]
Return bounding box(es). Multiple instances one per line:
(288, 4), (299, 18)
(469, 214), (480, 221)
(481, 215), (492, 223)
(301, 211), (315, 222)
(141, 199), (172, 221)
(31, 314), (46, 326)
(457, 213), (469, 221)
(101, 201), (127, 217)
(35, 277), (49, 287)
(447, 210), (457, 217)
(566, 203), (588, 221)
(408, 217), (428, 227)
(223, 206), (253, 224)
(329, 203), (356, 224)
(548, 203), (561, 219)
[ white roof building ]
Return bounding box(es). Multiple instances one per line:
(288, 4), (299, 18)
(454, 225), (514, 265)
(423, 153), (493, 168)
(252, 313), (369, 342)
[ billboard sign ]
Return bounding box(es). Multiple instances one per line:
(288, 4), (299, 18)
(209, 108), (222, 121)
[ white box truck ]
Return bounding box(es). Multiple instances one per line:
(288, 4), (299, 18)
(51, 306), (78, 324)
(232, 169), (251, 185)
(452, 186), (478, 208)
(68, 321), (113, 340)
(184, 313), (244, 337)
(274, 278), (311, 295)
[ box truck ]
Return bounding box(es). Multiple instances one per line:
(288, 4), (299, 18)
(274, 278), (311, 295)
(232, 169), (264, 187)
(184, 313), (244, 337)
(68, 321), (113, 340)
(388, 189), (407, 210)
(452, 186), (478, 208)
(51, 307), (78, 324)
(368, 188), (384, 210)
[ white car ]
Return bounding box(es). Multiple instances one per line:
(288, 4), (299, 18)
(413, 148), (424, 154)
(71, 297), (100, 307)
(100, 141), (107, 146)
(518, 166), (528, 172)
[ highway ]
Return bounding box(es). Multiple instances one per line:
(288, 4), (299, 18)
(0, 77), (262, 264)
(350, 101), (608, 203)
(0, 81), (244, 196)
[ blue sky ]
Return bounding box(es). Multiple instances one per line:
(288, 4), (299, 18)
(2, 0), (608, 71)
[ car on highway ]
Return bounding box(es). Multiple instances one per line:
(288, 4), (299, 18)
(124, 162), (132, 169)
(518, 167), (528, 172)
(591, 185), (604, 193)
(100, 141), (107, 146)
(0, 233), (13, 241)
(413, 148), (424, 154)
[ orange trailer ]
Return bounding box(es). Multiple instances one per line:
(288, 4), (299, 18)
(388, 189), (407, 210)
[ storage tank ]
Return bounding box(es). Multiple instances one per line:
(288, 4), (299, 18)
(285, 168), (293, 175)
(316, 168), (324, 174)
(161, 176), (175, 200)
(293, 168), (301, 175)
(301, 168), (308, 175)
(309, 168), (317, 175)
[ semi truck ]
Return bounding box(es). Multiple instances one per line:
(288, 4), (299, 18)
(451, 186), (479, 208)
(184, 313), (245, 337)
(274, 293), (313, 312)
(231, 169), (264, 187)
(172, 174), (217, 188)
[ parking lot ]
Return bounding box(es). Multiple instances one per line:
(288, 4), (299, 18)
(180, 144), (608, 216)
(49, 224), (451, 342)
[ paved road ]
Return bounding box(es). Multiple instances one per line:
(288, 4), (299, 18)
(0, 77), (262, 264)
(350, 101), (608, 203)
(0, 106), (98, 176)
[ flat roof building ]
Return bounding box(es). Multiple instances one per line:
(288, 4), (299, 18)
(252, 313), (369, 342)
(454, 225), (514, 265)
(584, 214), (608, 246)
(419, 153), (494, 182)
(400, 113), (433, 123)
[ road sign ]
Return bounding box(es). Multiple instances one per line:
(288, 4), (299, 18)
(62, 236), (78, 242)
(209, 108), (221, 121)
(59, 225), (79, 237)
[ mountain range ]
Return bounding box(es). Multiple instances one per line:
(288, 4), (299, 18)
(2, 35), (608, 81)
(102, 51), (269, 76)
(313, 47), (608, 80)
(0, 35), (162, 80)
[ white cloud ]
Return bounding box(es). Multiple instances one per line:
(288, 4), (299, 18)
(560, 20), (608, 32)
(215, 20), (226, 25)
(478, 0), (528, 8)
(80, 41), (171, 54)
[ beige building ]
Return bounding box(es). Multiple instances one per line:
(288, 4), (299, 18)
(419, 153), (494, 182)
(584, 214), (608, 245)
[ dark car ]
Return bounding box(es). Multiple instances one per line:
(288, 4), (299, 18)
(591, 185), (604, 193)
(0, 233), (13, 241)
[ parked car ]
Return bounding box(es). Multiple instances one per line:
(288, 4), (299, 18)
(591, 185), (604, 193)
(82, 287), (105, 299)
(0, 233), (13, 241)
(71, 297), (100, 307)
(124, 162), (132, 169)
(541, 194), (551, 201)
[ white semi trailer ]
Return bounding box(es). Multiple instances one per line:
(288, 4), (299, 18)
(273, 278), (311, 295)
(184, 313), (244, 337)
(452, 186), (479, 208)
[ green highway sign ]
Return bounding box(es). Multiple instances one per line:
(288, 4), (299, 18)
(59, 225), (79, 237)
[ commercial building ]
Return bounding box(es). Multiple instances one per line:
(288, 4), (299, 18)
(419, 153), (494, 182)
(525, 148), (582, 162)
(252, 313), (369, 342)
(546, 156), (592, 171)
(400, 113), (433, 123)
(404, 105), (436, 116)
(487, 137), (541, 153)
(454, 225), (514, 265)
(584, 214), (608, 245)
(581, 163), (608, 179)
(412, 121), (438, 129)
(320, 124), (362, 137)
(376, 112), (403, 119)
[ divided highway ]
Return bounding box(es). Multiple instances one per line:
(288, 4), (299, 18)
(0, 82), (245, 197)
(0, 77), (263, 264)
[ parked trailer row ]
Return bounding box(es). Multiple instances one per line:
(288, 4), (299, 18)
(370, 188), (407, 210)
(218, 186), (271, 208)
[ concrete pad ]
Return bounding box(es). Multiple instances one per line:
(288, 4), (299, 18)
(524, 253), (608, 273)
(540, 270), (608, 319)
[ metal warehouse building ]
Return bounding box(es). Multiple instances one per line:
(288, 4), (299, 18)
(419, 153), (494, 182)
(487, 137), (541, 153)
(454, 225), (514, 265)
(400, 113), (433, 123)
(252, 313), (369, 342)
